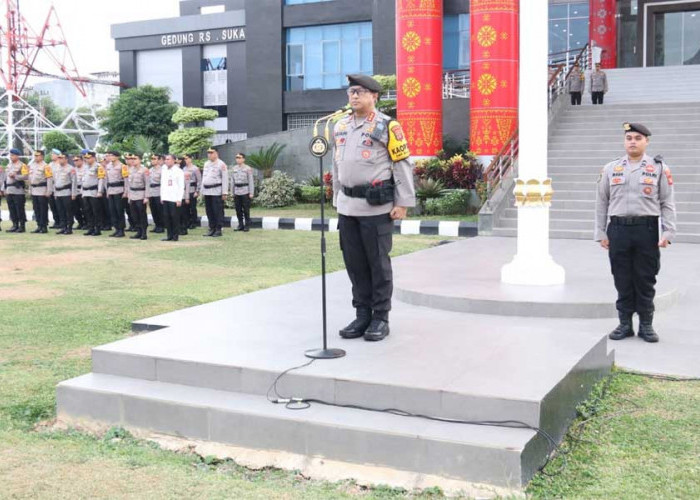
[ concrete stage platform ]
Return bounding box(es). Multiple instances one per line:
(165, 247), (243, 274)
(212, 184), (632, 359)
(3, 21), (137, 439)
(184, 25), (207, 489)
(56, 237), (621, 491)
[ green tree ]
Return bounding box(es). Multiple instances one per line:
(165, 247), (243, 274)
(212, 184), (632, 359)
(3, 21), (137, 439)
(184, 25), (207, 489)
(168, 106), (218, 157)
(373, 74), (397, 118)
(25, 93), (68, 125)
(246, 142), (286, 178)
(42, 130), (78, 153)
(101, 85), (178, 152)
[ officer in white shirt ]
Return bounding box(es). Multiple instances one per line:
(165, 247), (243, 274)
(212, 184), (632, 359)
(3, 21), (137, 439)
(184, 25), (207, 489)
(160, 154), (185, 242)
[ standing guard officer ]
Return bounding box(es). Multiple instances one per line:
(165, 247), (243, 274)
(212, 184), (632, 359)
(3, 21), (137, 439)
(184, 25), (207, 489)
(148, 154), (165, 233)
(81, 151), (105, 236)
(230, 152), (254, 232)
(183, 154), (202, 229)
(53, 153), (78, 235)
(5, 148), (29, 233)
(567, 62), (585, 106)
(105, 151), (128, 237)
(590, 63), (608, 105)
(125, 153), (150, 240)
(332, 74), (416, 342)
(0, 162), (4, 231)
(48, 149), (61, 228)
(72, 154), (87, 230)
(99, 155), (112, 231)
(596, 123), (676, 343)
(28, 150), (53, 234)
(201, 148), (228, 237)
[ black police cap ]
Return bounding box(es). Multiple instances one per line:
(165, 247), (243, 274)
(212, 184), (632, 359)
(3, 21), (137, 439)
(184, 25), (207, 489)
(346, 74), (382, 93)
(623, 122), (651, 137)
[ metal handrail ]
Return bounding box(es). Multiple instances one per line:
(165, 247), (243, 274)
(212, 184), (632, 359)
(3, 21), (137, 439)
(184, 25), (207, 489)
(442, 69), (470, 99)
(483, 129), (519, 197)
(548, 43), (590, 109)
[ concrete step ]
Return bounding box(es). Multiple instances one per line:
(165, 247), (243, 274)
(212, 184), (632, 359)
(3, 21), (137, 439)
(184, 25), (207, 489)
(501, 209), (700, 224)
(493, 227), (700, 243)
(550, 173), (700, 183)
(558, 114), (700, 123)
(499, 217), (593, 231)
(552, 126), (700, 134)
(548, 157), (698, 166)
(555, 190), (700, 202)
(548, 142), (699, 150)
(549, 133), (700, 142)
(553, 181), (700, 193)
(549, 165), (700, 174)
(56, 373), (541, 488)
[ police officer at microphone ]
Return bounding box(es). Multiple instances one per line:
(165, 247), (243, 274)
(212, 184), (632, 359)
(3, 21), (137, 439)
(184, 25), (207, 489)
(332, 74), (415, 342)
(596, 123), (676, 343)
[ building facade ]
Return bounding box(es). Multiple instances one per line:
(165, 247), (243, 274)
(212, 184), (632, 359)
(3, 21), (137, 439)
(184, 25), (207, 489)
(111, 0), (700, 141)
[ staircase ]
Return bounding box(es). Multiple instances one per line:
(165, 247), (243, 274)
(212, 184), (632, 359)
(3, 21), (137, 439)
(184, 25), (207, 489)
(492, 65), (700, 243)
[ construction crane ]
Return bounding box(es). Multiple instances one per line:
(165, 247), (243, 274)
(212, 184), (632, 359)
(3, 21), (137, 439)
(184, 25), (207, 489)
(0, 0), (123, 154)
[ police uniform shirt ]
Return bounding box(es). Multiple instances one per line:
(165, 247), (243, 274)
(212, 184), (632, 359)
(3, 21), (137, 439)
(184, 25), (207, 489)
(74, 165), (85, 190)
(5, 160), (28, 195)
(230, 164), (255, 196)
(567, 68), (585, 93)
(184, 164), (202, 196)
(595, 153), (677, 242)
(53, 164), (77, 197)
(127, 165), (150, 201)
(332, 111), (416, 217)
(105, 161), (128, 195)
(28, 160), (54, 196)
(149, 165), (162, 197)
(201, 159), (228, 196)
(0, 166), (5, 192)
(590, 71), (608, 93)
(81, 162), (104, 198)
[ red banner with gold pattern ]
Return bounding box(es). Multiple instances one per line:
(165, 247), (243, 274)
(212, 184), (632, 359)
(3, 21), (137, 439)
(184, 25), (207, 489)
(469, 0), (518, 156)
(590, 0), (617, 69)
(396, 0), (443, 157)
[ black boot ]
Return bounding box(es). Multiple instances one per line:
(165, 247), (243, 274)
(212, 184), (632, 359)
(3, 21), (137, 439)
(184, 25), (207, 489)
(40, 226), (48, 234)
(130, 230), (141, 240)
(64, 227), (73, 235)
(212, 229), (222, 237)
(204, 228), (215, 237)
(638, 312), (659, 343)
(609, 312), (634, 341)
(140, 231), (147, 240)
(114, 229), (125, 238)
(7, 224), (17, 233)
(56, 228), (66, 235)
(31, 226), (42, 234)
(339, 310), (372, 339)
(16, 224), (25, 233)
(364, 319), (390, 342)
(92, 229), (102, 236)
(234, 222), (244, 231)
(84, 228), (95, 236)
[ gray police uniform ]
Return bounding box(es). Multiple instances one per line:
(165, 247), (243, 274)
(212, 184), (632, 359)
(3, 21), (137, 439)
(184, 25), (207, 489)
(48, 160), (60, 227)
(105, 161), (127, 231)
(53, 163), (78, 233)
(127, 164), (150, 239)
(81, 161), (105, 234)
(28, 160), (54, 230)
(184, 164), (202, 228)
(0, 165), (5, 227)
(567, 68), (585, 105)
(5, 160), (29, 229)
(148, 164), (164, 231)
(202, 159), (228, 232)
(595, 153), (676, 318)
(590, 70), (608, 105)
(230, 164), (254, 229)
(332, 109), (416, 323)
(73, 164), (86, 229)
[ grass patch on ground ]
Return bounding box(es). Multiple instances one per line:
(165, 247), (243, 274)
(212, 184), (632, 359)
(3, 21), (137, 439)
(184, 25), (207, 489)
(0, 226), (697, 499)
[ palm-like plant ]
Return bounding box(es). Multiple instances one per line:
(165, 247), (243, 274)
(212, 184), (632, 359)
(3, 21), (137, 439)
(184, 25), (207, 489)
(246, 142), (287, 178)
(133, 135), (156, 156)
(415, 177), (446, 200)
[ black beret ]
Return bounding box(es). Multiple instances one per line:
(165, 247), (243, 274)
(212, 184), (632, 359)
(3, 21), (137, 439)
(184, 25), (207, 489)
(623, 122), (651, 137)
(106, 150), (120, 156)
(346, 74), (382, 93)
(83, 151), (96, 158)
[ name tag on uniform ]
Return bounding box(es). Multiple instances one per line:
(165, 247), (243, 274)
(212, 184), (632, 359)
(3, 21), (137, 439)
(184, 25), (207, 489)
(610, 172), (625, 185)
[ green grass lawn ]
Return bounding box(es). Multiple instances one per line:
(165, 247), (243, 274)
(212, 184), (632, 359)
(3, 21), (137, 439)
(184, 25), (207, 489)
(0, 225), (697, 499)
(221, 203), (478, 222)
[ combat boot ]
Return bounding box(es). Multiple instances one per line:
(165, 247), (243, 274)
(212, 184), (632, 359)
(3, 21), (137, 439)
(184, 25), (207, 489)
(114, 229), (125, 238)
(31, 226), (42, 234)
(84, 228), (95, 236)
(16, 223), (25, 233)
(129, 230), (141, 240)
(339, 309), (372, 339)
(609, 312), (634, 341)
(204, 228), (215, 237)
(64, 227), (73, 235)
(364, 319), (390, 342)
(638, 312), (659, 343)
(7, 224), (17, 233)
(212, 229), (222, 237)
(40, 226), (48, 234)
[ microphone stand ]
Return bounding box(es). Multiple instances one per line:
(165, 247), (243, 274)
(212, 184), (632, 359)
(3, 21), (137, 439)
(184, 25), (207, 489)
(305, 109), (351, 360)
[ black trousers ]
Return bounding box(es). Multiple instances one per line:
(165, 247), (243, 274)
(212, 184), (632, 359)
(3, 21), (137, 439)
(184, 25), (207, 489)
(130, 199), (148, 235)
(32, 195), (50, 228)
(338, 213), (394, 321)
(570, 92), (582, 105)
(204, 195), (224, 230)
(55, 196), (73, 230)
(72, 195), (85, 227)
(107, 194), (126, 229)
(179, 198), (191, 230)
(7, 194), (27, 225)
(592, 91), (605, 105)
(101, 197), (111, 228)
(188, 194), (199, 226)
(85, 197), (104, 231)
(149, 196), (164, 228)
(234, 194), (251, 228)
(608, 218), (661, 315)
(162, 201), (180, 240)
(125, 201), (135, 227)
(48, 195), (59, 225)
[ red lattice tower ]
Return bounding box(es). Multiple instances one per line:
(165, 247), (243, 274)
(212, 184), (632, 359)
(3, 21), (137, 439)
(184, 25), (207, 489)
(0, 0), (87, 97)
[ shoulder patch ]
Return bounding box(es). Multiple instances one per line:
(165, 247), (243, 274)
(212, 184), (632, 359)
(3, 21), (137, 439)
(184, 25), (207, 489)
(44, 166), (53, 178)
(664, 167), (673, 186)
(121, 165), (129, 178)
(387, 120), (410, 162)
(97, 166), (106, 179)
(20, 164), (29, 176)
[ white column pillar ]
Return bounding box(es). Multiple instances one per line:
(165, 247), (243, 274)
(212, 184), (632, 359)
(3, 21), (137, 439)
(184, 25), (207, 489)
(501, 0), (565, 286)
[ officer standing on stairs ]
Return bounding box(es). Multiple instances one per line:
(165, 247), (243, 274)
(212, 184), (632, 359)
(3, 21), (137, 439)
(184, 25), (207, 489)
(333, 74), (416, 342)
(595, 123), (676, 343)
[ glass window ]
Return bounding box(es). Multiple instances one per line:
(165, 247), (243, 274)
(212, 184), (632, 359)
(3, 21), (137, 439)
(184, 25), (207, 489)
(443, 14), (469, 70)
(654, 10), (700, 66)
(548, 2), (590, 58)
(285, 0), (333, 5)
(285, 22), (372, 90)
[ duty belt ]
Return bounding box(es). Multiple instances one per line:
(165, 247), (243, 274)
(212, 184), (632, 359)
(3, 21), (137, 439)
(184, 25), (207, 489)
(149, 183), (161, 188)
(190, 182), (197, 187)
(107, 181), (124, 187)
(54, 184), (71, 191)
(6, 181), (24, 188)
(203, 183), (222, 189)
(130, 187), (145, 191)
(31, 182), (47, 187)
(610, 216), (659, 226)
(234, 183), (248, 187)
(83, 184), (97, 191)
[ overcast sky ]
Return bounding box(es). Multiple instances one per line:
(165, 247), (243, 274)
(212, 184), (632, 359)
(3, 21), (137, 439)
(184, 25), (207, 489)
(17, 0), (180, 77)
